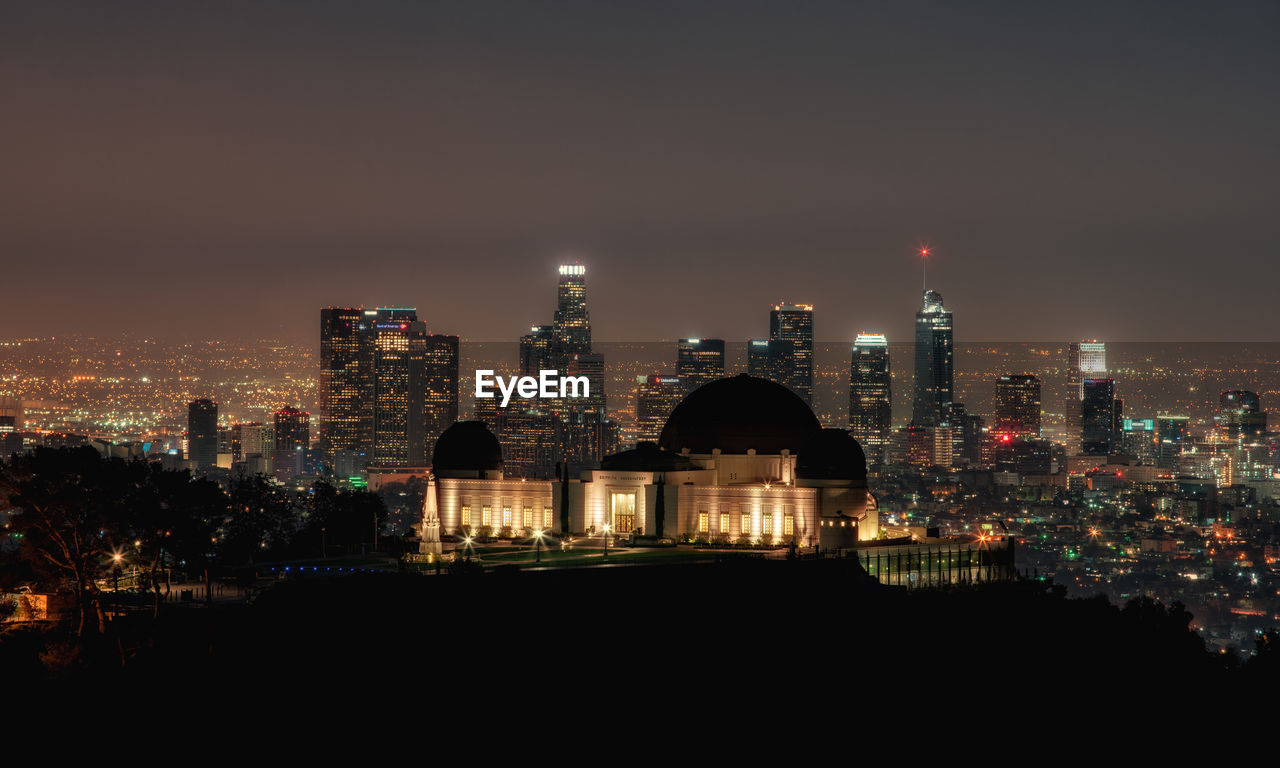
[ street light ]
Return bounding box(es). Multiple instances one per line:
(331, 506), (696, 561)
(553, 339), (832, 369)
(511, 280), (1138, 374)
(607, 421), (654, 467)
(111, 551), (124, 619)
(463, 534), (475, 562)
(602, 523), (611, 559)
(533, 528), (545, 564)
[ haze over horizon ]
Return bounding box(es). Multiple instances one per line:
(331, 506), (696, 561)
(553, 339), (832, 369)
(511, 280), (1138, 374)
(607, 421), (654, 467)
(4, 1), (1277, 345)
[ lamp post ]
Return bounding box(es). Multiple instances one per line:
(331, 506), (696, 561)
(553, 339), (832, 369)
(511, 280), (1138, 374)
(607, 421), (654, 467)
(534, 528), (544, 564)
(463, 535), (474, 563)
(111, 552), (123, 620)
(602, 523), (611, 559)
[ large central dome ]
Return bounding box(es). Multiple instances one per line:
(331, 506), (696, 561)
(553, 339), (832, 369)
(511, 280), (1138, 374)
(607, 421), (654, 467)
(658, 374), (821, 455)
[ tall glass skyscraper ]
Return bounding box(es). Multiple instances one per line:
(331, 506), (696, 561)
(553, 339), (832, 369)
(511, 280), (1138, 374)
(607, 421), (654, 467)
(912, 290), (953, 427)
(1065, 340), (1106, 454)
(552, 264), (591, 371)
(676, 338), (725, 389)
(849, 333), (891, 458)
(187, 398), (219, 469)
(320, 307), (373, 468)
(768, 303), (814, 405)
(1081, 378), (1119, 456)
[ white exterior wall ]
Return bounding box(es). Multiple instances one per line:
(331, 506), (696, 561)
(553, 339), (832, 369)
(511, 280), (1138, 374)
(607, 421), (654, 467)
(437, 477), (555, 534)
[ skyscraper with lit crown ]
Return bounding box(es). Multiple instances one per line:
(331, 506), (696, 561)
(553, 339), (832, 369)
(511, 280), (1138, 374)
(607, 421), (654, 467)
(849, 333), (891, 459)
(677, 338), (725, 389)
(769, 303), (814, 406)
(551, 264), (590, 371)
(912, 290), (954, 427)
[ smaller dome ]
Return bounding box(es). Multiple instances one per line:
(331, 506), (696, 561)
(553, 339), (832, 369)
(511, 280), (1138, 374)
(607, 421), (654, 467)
(432, 421), (503, 474)
(796, 428), (868, 485)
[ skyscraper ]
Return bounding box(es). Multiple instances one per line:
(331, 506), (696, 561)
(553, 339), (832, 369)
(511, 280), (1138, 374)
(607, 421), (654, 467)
(422, 333), (460, 460)
(187, 398), (218, 469)
(747, 337), (795, 392)
(1217, 390), (1265, 441)
(231, 422), (272, 464)
(994, 374), (1042, 438)
(551, 264), (590, 371)
(1065, 340), (1106, 453)
(1155, 414), (1190, 469)
(519, 324), (555, 376)
(912, 290), (953, 427)
(768, 303), (814, 405)
(636, 375), (687, 443)
(1081, 378), (1119, 456)
(566, 352), (606, 414)
(273, 406), (311, 480)
(677, 338), (726, 389)
(369, 308), (423, 466)
(849, 333), (891, 458)
(320, 307), (373, 469)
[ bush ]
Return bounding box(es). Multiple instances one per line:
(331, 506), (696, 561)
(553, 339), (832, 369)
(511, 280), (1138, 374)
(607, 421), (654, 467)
(478, 525), (494, 541)
(759, 532), (774, 547)
(498, 526), (514, 540)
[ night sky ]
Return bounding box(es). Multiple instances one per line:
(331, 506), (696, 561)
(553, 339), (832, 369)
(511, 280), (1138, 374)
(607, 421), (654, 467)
(3, 1), (1277, 345)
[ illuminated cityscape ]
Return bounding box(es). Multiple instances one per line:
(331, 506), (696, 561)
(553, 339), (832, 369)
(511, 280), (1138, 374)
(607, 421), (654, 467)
(3, 2), (1278, 692)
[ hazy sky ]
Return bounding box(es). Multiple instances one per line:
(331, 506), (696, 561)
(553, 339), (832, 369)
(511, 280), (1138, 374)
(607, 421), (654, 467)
(3, 1), (1277, 344)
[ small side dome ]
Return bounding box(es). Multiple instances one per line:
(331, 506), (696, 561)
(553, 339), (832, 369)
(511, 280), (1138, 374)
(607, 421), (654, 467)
(796, 428), (868, 485)
(432, 421), (503, 474)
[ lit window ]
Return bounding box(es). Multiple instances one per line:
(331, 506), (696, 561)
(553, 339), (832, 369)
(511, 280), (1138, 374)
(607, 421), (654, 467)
(502, 505), (512, 527)
(719, 512), (729, 533)
(741, 510), (752, 535)
(523, 507), (532, 528)
(697, 512), (709, 533)
(763, 513), (773, 535)
(461, 505), (471, 527)
(783, 514), (794, 536)
(482, 505), (492, 527)
(543, 507), (553, 529)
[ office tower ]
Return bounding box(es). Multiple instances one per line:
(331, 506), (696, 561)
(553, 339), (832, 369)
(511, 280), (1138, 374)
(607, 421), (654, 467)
(768, 303), (814, 405)
(747, 339), (772, 379)
(747, 337), (795, 387)
(320, 307), (373, 469)
(551, 264), (591, 370)
(231, 422), (272, 464)
(422, 333), (460, 460)
(1121, 418), (1157, 465)
(1067, 341), (1107, 396)
(1155, 414), (1190, 469)
(849, 333), (891, 458)
(519, 325), (555, 376)
(567, 352), (606, 414)
(1081, 379), (1118, 456)
(636, 375), (687, 443)
(369, 308), (424, 466)
(1218, 390), (1265, 441)
(187, 399), (219, 469)
(273, 406), (311, 479)
(994, 374), (1042, 438)
(951, 405), (985, 466)
(912, 290), (954, 427)
(1065, 340), (1106, 453)
(677, 338), (726, 389)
